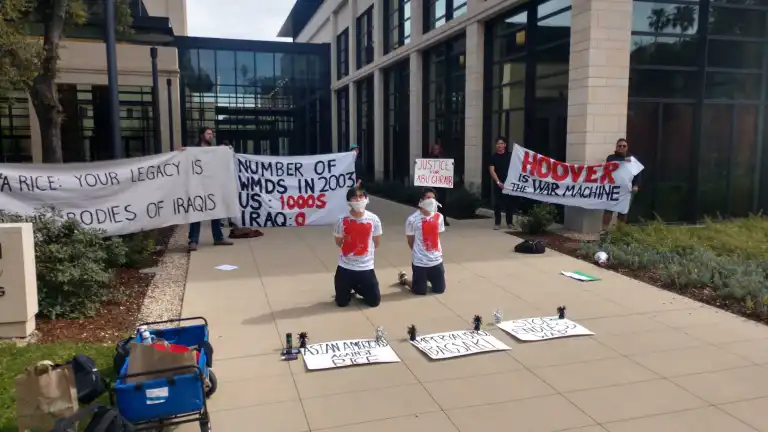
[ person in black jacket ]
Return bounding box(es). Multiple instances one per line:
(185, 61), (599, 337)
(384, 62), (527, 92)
(350, 143), (363, 187)
(602, 138), (640, 231)
(488, 136), (516, 230)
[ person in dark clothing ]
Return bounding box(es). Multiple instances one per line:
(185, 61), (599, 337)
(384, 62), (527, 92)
(428, 143), (450, 226)
(602, 138), (641, 231)
(350, 144), (363, 187)
(488, 136), (516, 230)
(181, 126), (234, 251)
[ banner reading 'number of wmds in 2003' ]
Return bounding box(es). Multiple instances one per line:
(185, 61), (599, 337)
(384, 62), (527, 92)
(0, 147), (239, 236)
(235, 152), (356, 228)
(503, 146), (644, 214)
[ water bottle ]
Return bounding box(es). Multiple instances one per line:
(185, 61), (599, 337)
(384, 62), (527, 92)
(137, 326), (153, 345)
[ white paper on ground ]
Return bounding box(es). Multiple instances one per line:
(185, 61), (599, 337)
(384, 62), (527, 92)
(215, 264), (238, 271)
(497, 316), (595, 341)
(560, 271), (599, 282)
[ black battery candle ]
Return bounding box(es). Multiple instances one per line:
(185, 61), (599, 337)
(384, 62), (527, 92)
(472, 315), (482, 331)
(285, 332), (293, 349)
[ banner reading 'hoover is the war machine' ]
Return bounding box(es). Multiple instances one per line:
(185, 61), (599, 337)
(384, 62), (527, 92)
(0, 147), (239, 236)
(503, 146), (644, 214)
(236, 152), (356, 228)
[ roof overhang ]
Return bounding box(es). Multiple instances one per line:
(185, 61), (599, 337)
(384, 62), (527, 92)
(277, 0), (324, 40)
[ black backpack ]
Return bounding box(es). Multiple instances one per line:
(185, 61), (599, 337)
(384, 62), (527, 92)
(51, 404), (135, 432)
(514, 239), (546, 254)
(69, 355), (107, 405)
(113, 337), (132, 375)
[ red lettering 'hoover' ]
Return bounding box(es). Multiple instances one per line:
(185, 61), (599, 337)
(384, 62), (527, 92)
(521, 151), (538, 175)
(551, 161), (569, 182)
(341, 219), (372, 257)
(600, 162), (619, 184)
(584, 165), (599, 183)
(569, 164), (585, 182)
(535, 156), (553, 179)
(421, 215), (441, 253)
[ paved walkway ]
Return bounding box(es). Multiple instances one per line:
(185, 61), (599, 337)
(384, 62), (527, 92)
(179, 197), (768, 432)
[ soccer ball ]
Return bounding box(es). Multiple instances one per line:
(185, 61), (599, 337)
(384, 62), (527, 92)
(594, 251), (609, 266)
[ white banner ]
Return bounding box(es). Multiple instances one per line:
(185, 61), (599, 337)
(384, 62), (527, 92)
(0, 147), (239, 236)
(497, 317), (594, 341)
(301, 338), (401, 370)
(410, 330), (511, 360)
(235, 152), (356, 227)
(503, 146), (644, 214)
(414, 158), (454, 188)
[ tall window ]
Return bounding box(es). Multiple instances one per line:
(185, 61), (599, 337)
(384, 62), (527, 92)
(628, 0), (768, 220)
(336, 87), (350, 150)
(425, 0), (467, 32)
(337, 29), (349, 80)
(356, 77), (375, 179)
(0, 92), (32, 163)
(424, 36), (466, 183)
(384, 60), (410, 182)
(357, 7), (374, 69)
(384, 0), (412, 54)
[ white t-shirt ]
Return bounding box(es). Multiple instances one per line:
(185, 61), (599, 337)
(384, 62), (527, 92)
(405, 211), (445, 267)
(333, 211), (383, 271)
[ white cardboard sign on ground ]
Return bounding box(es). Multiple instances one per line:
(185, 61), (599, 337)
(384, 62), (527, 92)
(497, 317), (594, 341)
(410, 330), (511, 360)
(302, 338), (400, 370)
(214, 264), (238, 271)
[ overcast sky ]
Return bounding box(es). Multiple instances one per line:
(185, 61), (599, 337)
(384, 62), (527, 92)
(186, 0), (295, 41)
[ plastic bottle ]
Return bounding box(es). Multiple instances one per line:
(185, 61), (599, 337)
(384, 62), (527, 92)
(137, 326), (153, 345)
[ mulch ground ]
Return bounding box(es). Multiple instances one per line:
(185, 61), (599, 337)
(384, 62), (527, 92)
(513, 231), (767, 325)
(36, 227), (176, 344)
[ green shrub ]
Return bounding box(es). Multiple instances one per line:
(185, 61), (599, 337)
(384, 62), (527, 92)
(118, 231), (156, 268)
(519, 204), (557, 234)
(442, 186), (482, 219)
(0, 208), (127, 319)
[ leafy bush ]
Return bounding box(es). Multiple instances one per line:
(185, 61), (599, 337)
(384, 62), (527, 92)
(442, 186), (482, 219)
(519, 204), (557, 234)
(0, 208), (127, 319)
(118, 231), (156, 268)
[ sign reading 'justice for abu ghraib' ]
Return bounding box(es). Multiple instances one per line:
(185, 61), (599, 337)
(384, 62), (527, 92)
(236, 152), (356, 228)
(503, 146), (644, 214)
(0, 147), (239, 236)
(410, 330), (511, 360)
(302, 338), (401, 370)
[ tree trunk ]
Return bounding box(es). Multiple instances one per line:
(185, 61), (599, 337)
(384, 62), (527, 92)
(29, 0), (67, 164)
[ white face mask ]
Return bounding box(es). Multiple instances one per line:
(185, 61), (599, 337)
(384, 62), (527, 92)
(349, 198), (368, 212)
(419, 198), (440, 214)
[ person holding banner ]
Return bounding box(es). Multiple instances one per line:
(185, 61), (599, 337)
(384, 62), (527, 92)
(399, 188), (447, 296)
(602, 138), (641, 233)
(182, 126), (234, 251)
(488, 137), (518, 230)
(332, 187), (382, 308)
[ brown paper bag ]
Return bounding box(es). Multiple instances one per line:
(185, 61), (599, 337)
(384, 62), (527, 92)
(126, 341), (198, 384)
(14, 361), (78, 432)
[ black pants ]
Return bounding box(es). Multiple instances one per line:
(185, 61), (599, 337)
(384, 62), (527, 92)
(334, 266), (381, 307)
(411, 263), (446, 295)
(493, 186), (515, 225)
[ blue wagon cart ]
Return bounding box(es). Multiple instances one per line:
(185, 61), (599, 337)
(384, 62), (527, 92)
(112, 317), (217, 431)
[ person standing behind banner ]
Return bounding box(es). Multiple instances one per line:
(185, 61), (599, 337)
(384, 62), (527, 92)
(180, 126), (234, 252)
(488, 136), (517, 230)
(602, 138), (641, 234)
(428, 142), (451, 227)
(400, 188), (447, 295)
(350, 143), (363, 187)
(333, 187), (382, 308)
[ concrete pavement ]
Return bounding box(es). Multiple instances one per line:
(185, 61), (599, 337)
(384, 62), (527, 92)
(179, 197), (768, 431)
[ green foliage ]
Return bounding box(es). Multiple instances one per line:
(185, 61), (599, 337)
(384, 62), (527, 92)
(442, 186), (482, 219)
(0, 0), (41, 98)
(578, 217), (768, 305)
(117, 231), (156, 269)
(0, 208), (127, 319)
(0, 341), (115, 432)
(519, 204), (557, 234)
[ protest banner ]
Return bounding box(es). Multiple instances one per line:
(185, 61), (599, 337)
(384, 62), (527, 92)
(0, 147), (238, 236)
(301, 338), (401, 370)
(236, 152), (355, 228)
(414, 158), (454, 188)
(496, 317), (594, 341)
(409, 330), (511, 360)
(503, 146), (644, 213)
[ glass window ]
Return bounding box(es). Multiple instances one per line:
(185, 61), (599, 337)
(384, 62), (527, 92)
(216, 51), (236, 86)
(731, 104), (759, 216)
(337, 29), (349, 79)
(357, 7), (374, 68)
(236, 51), (255, 86)
(0, 91), (32, 162)
(198, 50), (216, 89)
(705, 72), (762, 100)
(708, 6), (766, 38)
(538, 0), (571, 18)
(632, 2), (699, 35)
(698, 104), (732, 215)
(630, 69), (699, 99)
(630, 35), (698, 67)
(707, 39), (763, 69)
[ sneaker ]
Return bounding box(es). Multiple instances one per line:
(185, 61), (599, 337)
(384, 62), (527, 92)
(507, 223), (515, 230)
(188, 243), (198, 252)
(214, 240), (234, 246)
(397, 271), (408, 286)
(494, 225), (500, 230)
